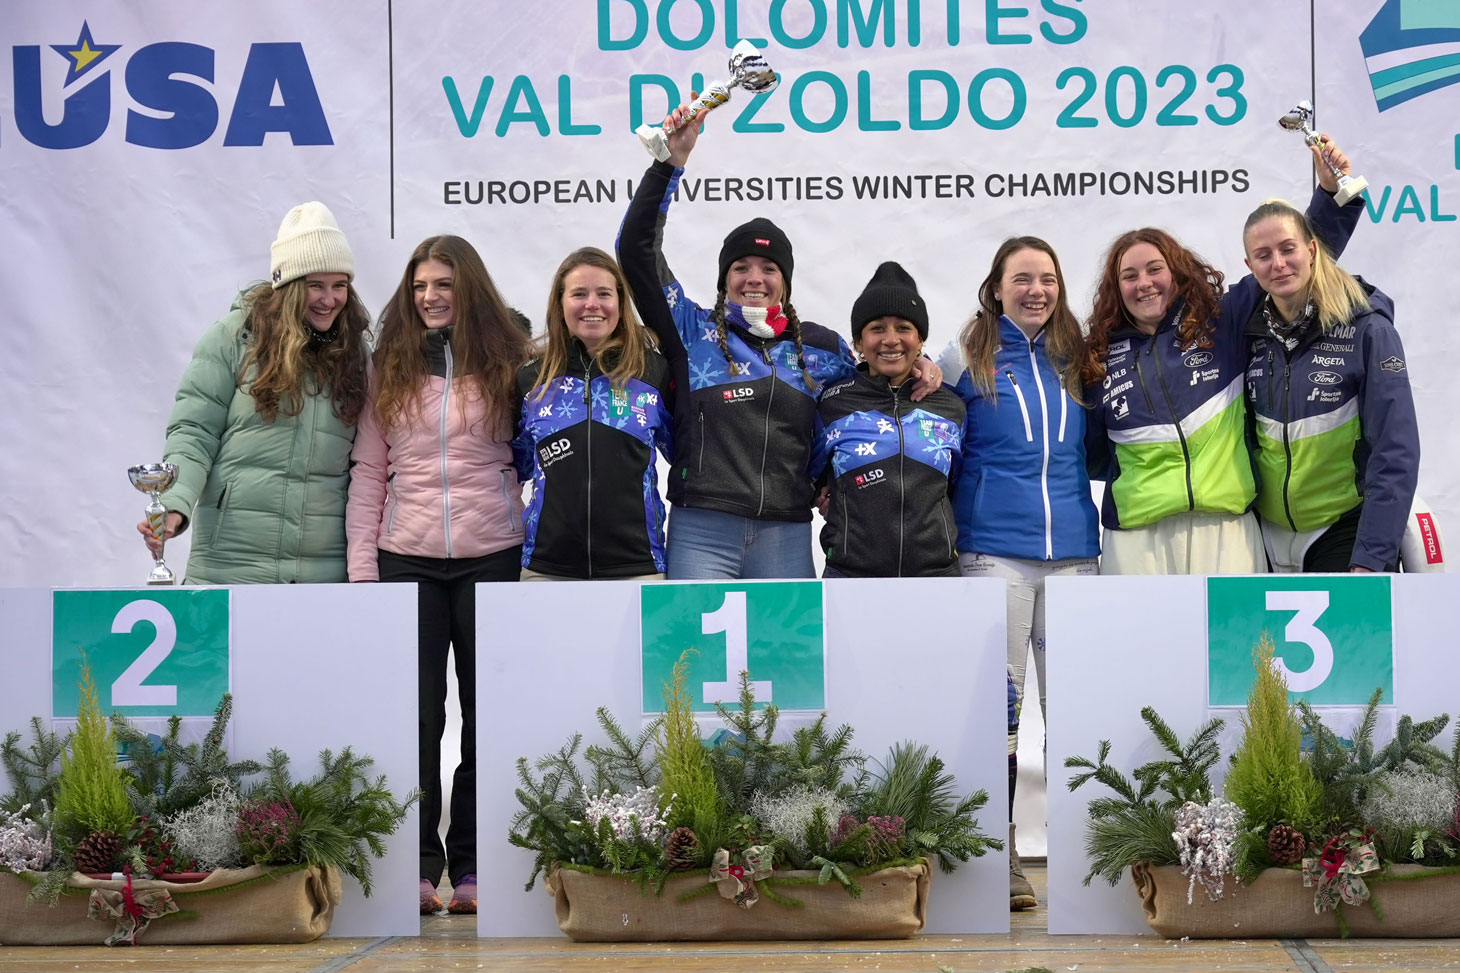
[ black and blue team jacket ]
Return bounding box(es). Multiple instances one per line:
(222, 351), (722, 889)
(617, 161), (856, 523)
(1243, 282), (1419, 571)
(814, 365), (966, 577)
(512, 345), (674, 578)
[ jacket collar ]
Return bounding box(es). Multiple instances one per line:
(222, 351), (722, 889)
(998, 314), (1046, 348)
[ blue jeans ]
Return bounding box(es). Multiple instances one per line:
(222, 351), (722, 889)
(666, 506), (815, 580)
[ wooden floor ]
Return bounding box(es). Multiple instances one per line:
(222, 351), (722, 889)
(3, 865), (1459, 972)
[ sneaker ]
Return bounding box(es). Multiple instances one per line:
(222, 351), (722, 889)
(448, 874), (477, 915)
(419, 877), (444, 914)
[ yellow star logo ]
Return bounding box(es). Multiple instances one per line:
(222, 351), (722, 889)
(50, 22), (120, 87)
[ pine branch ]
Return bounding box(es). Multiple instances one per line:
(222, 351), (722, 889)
(1, 718), (69, 814)
(585, 709), (660, 792)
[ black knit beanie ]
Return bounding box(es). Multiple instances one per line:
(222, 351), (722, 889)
(850, 261), (928, 341)
(717, 218), (794, 298)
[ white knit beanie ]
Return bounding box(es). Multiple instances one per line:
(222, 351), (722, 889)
(269, 201), (354, 289)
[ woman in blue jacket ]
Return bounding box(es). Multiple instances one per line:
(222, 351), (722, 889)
(940, 236), (1100, 910)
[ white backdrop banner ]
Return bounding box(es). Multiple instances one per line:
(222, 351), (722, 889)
(3, 1), (1455, 586)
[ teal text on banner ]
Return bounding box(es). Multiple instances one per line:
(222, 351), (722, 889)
(1207, 576), (1393, 706)
(52, 589), (230, 718)
(640, 582), (825, 713)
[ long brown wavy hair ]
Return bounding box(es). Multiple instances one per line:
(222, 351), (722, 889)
(1082, 228), (1224, 384)
(371, 235), (530, 440)
(530, 247), (658, 396)
(1242, 199), (1369, 333)
(239, 278), (369, 425)
(960, 236), (1084, 405)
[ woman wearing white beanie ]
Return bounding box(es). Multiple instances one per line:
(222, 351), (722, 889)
(136, 201), (371, 583)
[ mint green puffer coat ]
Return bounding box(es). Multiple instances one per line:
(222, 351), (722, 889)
(160, 294), (360, 584)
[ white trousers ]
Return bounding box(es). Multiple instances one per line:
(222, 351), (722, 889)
(959, 551), (1099, 754)
(1101, 510), (1266, 576)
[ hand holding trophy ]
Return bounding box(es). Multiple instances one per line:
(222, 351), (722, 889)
(635, 40), (780, 163)
(129, 462), (179, 585)
(1278, 100), (1368, 206)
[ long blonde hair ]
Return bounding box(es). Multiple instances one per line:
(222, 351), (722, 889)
(531, 247), (657, 397)
(239, 279), (369, 425)
(961, 237), (1084, 404)
(1242, 199), (1370, 333)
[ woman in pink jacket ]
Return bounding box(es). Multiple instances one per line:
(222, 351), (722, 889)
(346, 235), (531, 915)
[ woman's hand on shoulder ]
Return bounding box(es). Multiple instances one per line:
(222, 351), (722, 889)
(814, 485), (831, 518)
(909, 357), (944, 402)
(1311, 134), (1351, 195)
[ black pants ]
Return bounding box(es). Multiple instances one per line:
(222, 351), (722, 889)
(378, 546), (521, 885)
(1301, 505), (1394, 572)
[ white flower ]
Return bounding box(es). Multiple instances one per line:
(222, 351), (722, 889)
(1172, 796), (1242, 904)
(1359, 770), (1458, 835)
(163, 780), (243, 871)
(0, 804), (54, 872)
(582, 785), (672, 846)
(749, 786), (850, 857)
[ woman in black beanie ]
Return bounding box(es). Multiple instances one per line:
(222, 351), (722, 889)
(617, 99), (940, 579)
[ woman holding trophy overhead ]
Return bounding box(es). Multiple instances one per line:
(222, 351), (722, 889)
(137, 202), (369, 584)
(1079, 131), (1363, 575)
(616, 59), (939, 579)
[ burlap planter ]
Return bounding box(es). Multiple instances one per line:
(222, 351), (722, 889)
(1131, 861), (1460, 938)
(0, 864), (341, 945)
(548, 860), (932, 941)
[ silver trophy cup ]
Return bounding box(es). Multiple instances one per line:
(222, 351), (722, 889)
(1278, 100), (1369, 206)
(129, 462), (179, 586)
(635, 40), (780, 162)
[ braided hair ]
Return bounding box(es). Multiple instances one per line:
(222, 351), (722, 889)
(710, 288), (817, 393)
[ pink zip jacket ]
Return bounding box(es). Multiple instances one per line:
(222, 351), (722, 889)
(346, 336), (524, 581)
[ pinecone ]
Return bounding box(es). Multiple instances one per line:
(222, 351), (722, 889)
(664, 827), (700, 871)
(1267, 824), (1307, 866)
(74, 829), (124, 873)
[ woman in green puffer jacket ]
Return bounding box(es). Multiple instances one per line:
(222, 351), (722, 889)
(136, 202), (371, 584)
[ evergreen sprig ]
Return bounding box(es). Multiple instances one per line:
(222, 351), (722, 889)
(111, 694), (264, 820)
(52, 662), (133, 845)
(585, 709), (660, 795)
(707, 672), (781, 809)
(1223, 634), (1323, 836)
(656, 652), (726, 861)
(769, 718), (867, 801)
(0, 718), (69, 815)
(865, 742), (999, 873)
(1064, 707), (1225, 885)
(507, 734), (600, 891)
(244, 747), (417, 897)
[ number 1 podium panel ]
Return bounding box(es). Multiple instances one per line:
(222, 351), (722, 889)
(1045, 574), (1459, 935)
(477, 577), (1011, 937)
(0, 584), (421, 938)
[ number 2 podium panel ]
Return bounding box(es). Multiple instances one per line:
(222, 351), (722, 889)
(0, 584), (421, 938)
(1044, 574), (1458, 935)
(476, 577), (1012, 937)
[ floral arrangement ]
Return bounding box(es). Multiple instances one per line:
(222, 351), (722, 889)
(510, 655), (998, 908)
(1066, 633), (1460, 933)
(1, 667), (417, 908)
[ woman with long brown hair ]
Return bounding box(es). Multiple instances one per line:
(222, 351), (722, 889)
(512, 246), (674, 579)
(939, 236), (1099, 910)
(1081, 137), (1361, 574)
(345, 234), (532, 915)
(140, 202), (369, 584)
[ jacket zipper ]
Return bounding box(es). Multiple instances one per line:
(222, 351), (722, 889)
(696, 407), (706, 473)
(840, 492), (850, 560)
(756, 343), (774, 517)
(1279, 351), (1298, 531)
(583, 353), (594, 577)
(1057, 375), (1068, 443)
(498, 470), (519, 534)
(937, 502), (953, 559)
(1026, 346), (1055, 560)
(1005, 371), (1034, 441)
(384, 472), (399, 533)
(893, 385), (906, 575)
(439, 339), (455, 558)
(1142, 338), (1195, 510)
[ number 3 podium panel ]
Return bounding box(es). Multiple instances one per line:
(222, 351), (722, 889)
(476, 577), (1012, 937)
(0, 584), (421, 938)
(1044, 574), (1457, 935)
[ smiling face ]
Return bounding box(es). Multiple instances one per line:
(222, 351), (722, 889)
(1243, 214), (1317, 312)
(1116, 242), (1173, 332)
(994, 247), (1059, 336)
(412, 258), (454, 329)
(725, 255), (784, 308)
(303, 273), (350, 332)
(561, 263), (620, 354)
(854, 316), (923, 386)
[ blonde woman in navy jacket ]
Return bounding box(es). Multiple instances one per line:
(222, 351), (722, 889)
(939, 236), (1099, 911)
